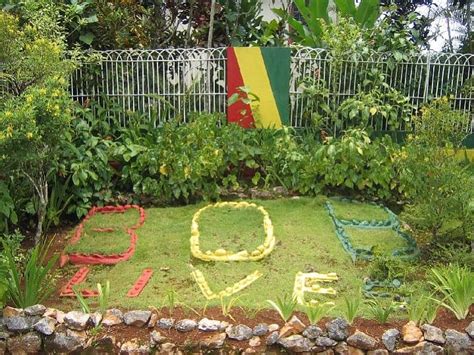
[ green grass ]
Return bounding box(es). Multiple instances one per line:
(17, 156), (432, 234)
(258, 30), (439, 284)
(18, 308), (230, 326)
(329, 199), (389, 221)
(67, 209), (140, 254)
(344, 227), (408, 254)
(55, 197), (413, 312)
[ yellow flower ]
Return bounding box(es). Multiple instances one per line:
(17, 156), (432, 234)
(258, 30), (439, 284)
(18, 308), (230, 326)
(6, 125), (13, 137)
(184, 166), (191, 178)
(39, 88), (47, 95)
(26, 132), (33, 139)
(26, 95), (33, 103)
(369, 107), (377, 116)
(159, 164), (168, 176)
(5, 111), (13, 117)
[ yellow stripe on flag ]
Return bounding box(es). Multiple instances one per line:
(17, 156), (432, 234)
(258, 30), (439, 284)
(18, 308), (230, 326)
(234, 47), (282, 128)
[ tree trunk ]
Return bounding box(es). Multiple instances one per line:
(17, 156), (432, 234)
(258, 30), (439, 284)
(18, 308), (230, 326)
(34, 175), (48, 245)
(207, 0), (217, 48)
(445, 7), (454, 52)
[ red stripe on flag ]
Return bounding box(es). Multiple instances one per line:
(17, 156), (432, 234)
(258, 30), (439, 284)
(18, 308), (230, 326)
(227, 47), (255, 128)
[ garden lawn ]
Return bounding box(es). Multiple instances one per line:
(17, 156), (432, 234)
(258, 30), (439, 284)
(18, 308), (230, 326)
(57, 196), (415, 313)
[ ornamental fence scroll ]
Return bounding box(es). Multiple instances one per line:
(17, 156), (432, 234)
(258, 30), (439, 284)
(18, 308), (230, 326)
(4, 47), (473, 132)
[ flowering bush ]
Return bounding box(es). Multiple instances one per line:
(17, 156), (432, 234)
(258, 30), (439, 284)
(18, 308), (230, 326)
(0, 80), (73, 242)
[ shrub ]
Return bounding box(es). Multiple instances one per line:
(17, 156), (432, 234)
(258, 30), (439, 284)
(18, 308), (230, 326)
(397, 99), (473, 244)
(299, 129), (398, 199)
(0, 80), (74, 242)
(429, 265), (473, 320)
(2, 240), (58, 308)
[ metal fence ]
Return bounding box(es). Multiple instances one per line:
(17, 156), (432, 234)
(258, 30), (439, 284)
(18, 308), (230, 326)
(68, 48), (472, 132)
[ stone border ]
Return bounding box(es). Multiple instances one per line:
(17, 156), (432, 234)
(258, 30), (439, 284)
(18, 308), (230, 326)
(1, 305), (472, 354)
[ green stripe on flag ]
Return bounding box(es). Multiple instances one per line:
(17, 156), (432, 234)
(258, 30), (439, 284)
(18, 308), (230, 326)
(260, 47), (291, 125)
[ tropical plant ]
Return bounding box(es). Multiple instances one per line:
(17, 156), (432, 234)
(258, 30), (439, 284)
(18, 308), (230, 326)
(220, 295), (241, 321)
(429, 265), (473, 320)
(274, 0), (381, 47)
(366, 299), (395, 323)
(97, 281), (110, 313)
(305, 302), (334, 324)
(342, 292), (361, 324)
(2, 240), (58, 308)
(407, 294), (439, 325)
(72, 287), (91, 314)
(267, 294), (297, 322)
(163, 289), (177, 317)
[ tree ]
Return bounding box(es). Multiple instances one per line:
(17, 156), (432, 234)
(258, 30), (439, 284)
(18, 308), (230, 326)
(0, 12), (74, 243)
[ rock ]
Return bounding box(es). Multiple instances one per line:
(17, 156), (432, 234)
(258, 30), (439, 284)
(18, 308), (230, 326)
(43, 308), (57, 319)
(157, 318), (174, 330)
(120, 339), (150, 354)
(0, 331), (9, 340)
(44, 331), (85, 353)
(55, 310), (65, 324)
(252, 323), (268, 336)
(90, 335), (116, 353)
(382, 328), (399, 351)
(287, 315), (306, 332)
(24, 305), (46, 317)
(200, 333), (226, 349)
(7, 332), (41, 354)
(148, 312), (159, 328)
(33, 316), (56, 335)
(175, 319), (197, 332)
(347, 346), (365, 355)
(416, 341), (444, 354)
(445, 329), (471, 352)
(219, 321), (230, 331)
(266, 331), (279, 346)
(402, 321), (423, 344)
(2, 307), (23, 318)
(226, 324), (253, 341)
(465, 321), (474, 339)
(303, 325), (323, 339)
(278, 315), (305, 337)
(278, 334), (314, 353)
(243, 347), (257, 353)
(123, 310), (151, 327)
(150, 330), (167, 346)
(315, 336), (337, 347)
(421, 324), (445, 344)
(102, 309), (123, 327)
(326, 318), (349, 341)
(347, 330), (377, 350)
(198, 318), (221, 332)
(64, 311), (90, 331)
(268, 323), (279, 332)
(317, 350), (335, 355)
(334, 341), (349, 355)
(249, 336), (261, 347)
(160, 342), (175, 353)
(367, 349), (389, 355)
(394, 341), (444, 354)
(5, 316), (33, 332)
(89, 311), (102, 327)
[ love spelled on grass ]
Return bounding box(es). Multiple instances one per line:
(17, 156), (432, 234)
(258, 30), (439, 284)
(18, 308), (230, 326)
(56, 196), (419, 314)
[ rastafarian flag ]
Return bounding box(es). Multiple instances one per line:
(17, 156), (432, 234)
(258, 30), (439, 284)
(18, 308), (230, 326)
(227, 47), (291, 128)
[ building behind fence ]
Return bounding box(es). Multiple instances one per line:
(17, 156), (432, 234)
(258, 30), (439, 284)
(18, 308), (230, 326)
(9, 47), (474, 133)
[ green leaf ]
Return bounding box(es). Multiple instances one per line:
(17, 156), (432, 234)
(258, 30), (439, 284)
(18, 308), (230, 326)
(79, 32), (95, 45)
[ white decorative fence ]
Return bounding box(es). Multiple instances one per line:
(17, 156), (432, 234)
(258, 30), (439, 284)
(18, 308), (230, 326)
(55, 48), (474, 132)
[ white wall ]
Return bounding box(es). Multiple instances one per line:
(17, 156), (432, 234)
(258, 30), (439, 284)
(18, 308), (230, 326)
(261, 0), (292, 21)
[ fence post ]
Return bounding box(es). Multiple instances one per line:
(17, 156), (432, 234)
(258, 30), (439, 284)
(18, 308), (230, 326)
(423, 52), (432, 103)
